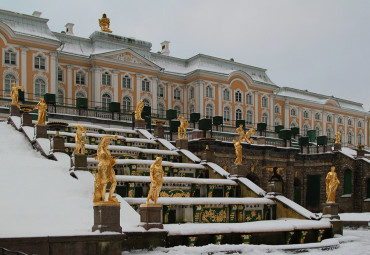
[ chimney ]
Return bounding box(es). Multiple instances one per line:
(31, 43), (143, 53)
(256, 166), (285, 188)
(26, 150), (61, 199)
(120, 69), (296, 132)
(65, 23), (74, 35)
(32, 11), (42, 17)
(160, 41), (170, 56)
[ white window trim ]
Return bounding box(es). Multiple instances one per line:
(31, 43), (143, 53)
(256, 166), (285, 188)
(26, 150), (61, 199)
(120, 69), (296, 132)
(32, 52), (48, 72)
(121, 74), (132, 89)
(3, 47), (19, 68)
(75, 69), (88, 86)
(101, 71), (112, 87)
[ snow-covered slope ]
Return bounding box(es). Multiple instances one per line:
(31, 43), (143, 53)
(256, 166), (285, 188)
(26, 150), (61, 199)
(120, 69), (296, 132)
(0, 122), (139, 237)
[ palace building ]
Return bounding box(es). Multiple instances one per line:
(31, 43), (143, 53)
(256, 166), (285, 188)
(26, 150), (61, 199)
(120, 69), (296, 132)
(0, 8), (369, 147)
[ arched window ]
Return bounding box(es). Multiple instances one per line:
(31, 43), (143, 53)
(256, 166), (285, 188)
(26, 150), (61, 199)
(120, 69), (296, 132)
(76, 71), (85, 85)
(143, 99), (150, 106)
(235, 91), (242, 103)
(158, 85), (164, 97)
(4, 74), (16, 95)
(122, 96), (131, 112)
(102, 93), (111, 110)
(205, 104), (213, 118)
(58, 67), (63, 82)
(246, 93), (253, 105)
(189, 87), (194, 99)
(223, 106), (230, 122)
(338, 117), (343, 124)
(261, 96), (268, 108)
(290, 122), (297, 128)
(344, 169), (352, 195)
(235, 109), (242, 120)
(174, 105), (181, 117)
(142, 78), (150, 92)
(275, 119), (281, 126)
(262, 112), (268, 124)
(358, 133), (363, 145)
(223, 89), (230, 101)
(57, 89), (64, 105)
(205, 85), (213, 98)
(358, 121), (362, 128)
(327, 115), (332, 122)
(315, 126), (321, 136)
(246, 110), (253, 124)
(327, 128), (333, 139)
(34, 54), (45, 70)
(348, 119), (353, 126)
(174, 88), (181, 100)
(158, 103), (165, 118)
(303, 111), (309, 119)
(348, 131), (353, 144)
(122, 75), (131, 89)
(189, 104), (195, 114)
(76, 91), (86, 99)
(303, 124), (309, 136)
(274, 105), (280, 114)
(34, 78), (46, 98)
(102, 72), (111, 86)
(291, 108), (296, 116)
(315, 113), (321, 120)
(4, 49), (16, 65)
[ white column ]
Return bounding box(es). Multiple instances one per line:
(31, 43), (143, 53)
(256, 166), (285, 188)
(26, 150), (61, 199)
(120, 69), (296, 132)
(184, 84), (188, 118)
(113, 70), (119, 102)
(198, 80), (204, 117)
(365, 117), (368, 146)
(344, 116), (348, 144)
(334, 114), (338, 134)
(323, 111), (326, 135)
(298, 107), (302, 128)
(254, 92), (259, 124)
(218, 83), (222, 115)
(67, 65), (73, 106)
(20, 47), (28, 96)
(152, 77), (158, 114)
(136, 74), (141, 104)
(311, 111), (314, 130)
(270, 96), (274, 127)
(284, 100), (289, 128)
(50, 52), (57, 94)
(354, 118), (357, 145)
(92, 67), (101, 107)
(167, 82), (172, 109)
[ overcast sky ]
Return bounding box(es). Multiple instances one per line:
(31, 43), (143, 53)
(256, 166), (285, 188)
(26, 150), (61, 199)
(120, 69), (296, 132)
(2, 0), (370, 111)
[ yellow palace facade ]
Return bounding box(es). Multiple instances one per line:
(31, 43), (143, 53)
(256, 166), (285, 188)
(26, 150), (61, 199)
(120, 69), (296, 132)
(0, 9), (368, 147)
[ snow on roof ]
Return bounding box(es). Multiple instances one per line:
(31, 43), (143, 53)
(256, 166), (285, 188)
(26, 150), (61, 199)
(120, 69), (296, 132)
(338, 213), (370, 222)
(178, 149), (202, 163)
(205, 162), (230, 178)
(339, 147), (357, 159)
(158, 138), (177, 150)
(9, 116), (21, 129)
(124, 197), (274, 206)
(116, 175), (237, 185)
(22, 126), (34, 141)
(238, 177), (266, 197)
(137, 129), (154, 139)
(163, 219), (331, 236)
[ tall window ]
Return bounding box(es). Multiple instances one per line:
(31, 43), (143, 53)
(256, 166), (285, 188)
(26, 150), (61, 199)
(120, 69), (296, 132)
(102, 72), (111, 86)
(303, 111), (309, 119)
(158, 103), (165, 118)
(122, 96), (131, 112)
(303, 124), (309, 136)
(338, 117), (343, 124)
(348, 119), (353, 126)
(158, 85), (164, 97)
(76, 71), (85, 85)
(102, 93), (111, 110)
(358, 133), (363, 145)
(344, 169), (352, 195)
(142, 78), (150, 92)
(205, 85), (213, 98)
(327, 128), (333, 139)
(262, 112), (268, 124)
(327, 115), (332, 122)
(223, 89), (230, 101)
(122, 75), (131, 89)
(290, 122), (296, 128)
(275, 119), (281, 126)
(261, 96), (268, 108)
(358, 121), (362, 128)
(246, 93), (253, 105)
(235, 91), (242, 103)
(34, 78), (46, 98)
(174, 105), (181, 117)
(348, 132), (353, 144)
(174, 88), (181, 100)
(57, 89), (64, 105)
(315, 113), (321, 120)
(4, 74), (16, 95)
(236, 109), (242, 120)
(5, 49), (16, 65)
(205, 104), (213, 118)
(223, 106), (230, 122)
(189, 104), (195, 114)
(274, 105), (280, 114)
(57, 67), (63, 82)
(189, 87), (194, 99)
(291, 108), (296, 116)
(246, 110), (253, 124)
(315, 126), (321, 136)
(34, 54), (45, 70)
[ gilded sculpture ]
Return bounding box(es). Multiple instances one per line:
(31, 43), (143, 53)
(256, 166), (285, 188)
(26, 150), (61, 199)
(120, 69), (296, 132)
(146, 157), (164, 205)
(93, 135), (119, 203)
(73, 125), (87, 155)
(233, 139), (242, 165)
(325, 166), (340, 203)
(335, 131), (341, 144)
(99, 13), (112, 33)
(244, 127), (256, 144)
(10, 82), (24, 106)
(36, 98), (47, 125)
(236, 124), (245, 142)
(135, 99), (144, 120)
(177, 114), (188, 139)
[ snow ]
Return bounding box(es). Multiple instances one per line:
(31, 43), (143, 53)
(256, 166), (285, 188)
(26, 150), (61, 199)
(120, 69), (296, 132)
(137, 129), (154, 139)
(205, 162), (230, 178)
(158, 138), (177, 150)
(238, 177), (266, 197)
(340, 147), (357, 158)
(21, 126), (34, 141)
(9, 116), (21, 129)
(36, 138), (51, 155)
(179, 149), (202, 163)
(0, 122), (139, 237)
(116, 175), (237, 185)
(339, 213), (370, 222)
(271, 195), (320, 220)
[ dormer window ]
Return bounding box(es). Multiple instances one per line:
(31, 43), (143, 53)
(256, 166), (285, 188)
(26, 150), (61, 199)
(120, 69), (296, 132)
(34, 54), (45, 70)
(4, 49), (16, 65)
(102, 72), (111, 86)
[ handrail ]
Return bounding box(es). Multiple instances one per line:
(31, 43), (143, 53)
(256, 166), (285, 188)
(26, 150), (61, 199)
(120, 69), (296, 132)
(0, 247), (28, 255)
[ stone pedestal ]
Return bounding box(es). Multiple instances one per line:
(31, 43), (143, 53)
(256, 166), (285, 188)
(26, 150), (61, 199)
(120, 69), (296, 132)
(322, 203), (340, 219)
(154, 126), (165, 138)
(10, 104), (20, 117)
(52, 136), (65, 153)
(333, 143), (341, 151)
(92, 202), (122, 233)
(134, 119), (146, 129)
(21, 113), (33, 127)
(35, 124), (48, 139)
(267, 180), (283, 194)
(176, 139), (188, 150)
(229, 165), (246, 177)
(71, 154), (88, 171)
(201, 150), (215, 162)
(139, 204), (163, 230)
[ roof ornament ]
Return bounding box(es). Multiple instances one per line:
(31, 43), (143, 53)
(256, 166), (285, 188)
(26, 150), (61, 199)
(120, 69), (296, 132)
(99, 13), (112, 33)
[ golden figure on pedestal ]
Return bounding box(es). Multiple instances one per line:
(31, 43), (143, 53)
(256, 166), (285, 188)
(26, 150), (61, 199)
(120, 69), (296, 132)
(244, 127), (256, 144)
(236, 124), (245, 142)
(93, 135), (119, 203)
(36, 98), (47, 125)
(10, 82), (24, 106)
(146, 157), (164, 205)
(233, 139), (242, 165)
(99, 13), (112, 33)
(177, 114), (188, 140)
(335, 131), (341, 144)
(135, 99), (144, 120)
(325, 166), (340, 203)
(73, 125), (87, 155)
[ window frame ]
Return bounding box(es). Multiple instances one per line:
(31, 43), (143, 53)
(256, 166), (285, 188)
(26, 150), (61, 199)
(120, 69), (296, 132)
(142, 78), (150, 92)
(235, 109), (242, 121)
(4, 73), (16, 95)
(4, 49), (16, 65)
(223, 106), (230, 122)
(246, 110), (253, 124)
(122, 75), (131, 89)
(246, 93), (253, 105)
(76, 70), (86, 85)
(205, 85), (213, 98)
(235, 90), (242, 103)
(102, 72), (112, 86)
(34, 54), (46, 70)
(34, 78), (46, 98)
(122, 96), (131, 112)
(102, 93), (111, 110)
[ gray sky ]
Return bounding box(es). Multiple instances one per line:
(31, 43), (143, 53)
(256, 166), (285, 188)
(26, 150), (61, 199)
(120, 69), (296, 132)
(3, 0), (370, 111)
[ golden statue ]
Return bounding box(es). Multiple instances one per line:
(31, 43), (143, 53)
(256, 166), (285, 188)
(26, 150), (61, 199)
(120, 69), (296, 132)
(135, 99), (144, 120)
(233, 139), (242, 165)
(325, 166), (340, 203)
(99, 13), (112, 33)
(153, 119), (166, 128)
(10, 82), (24, 106)
(93, 135), (119, 203)
(36, 98), (47, 125)
(146, 157), (164, 205)
(236, 124), (245, 142)
(177, 114), (188, 139)
(243, 127), (256, 144)
(73, 125), (87, 155)
(335, 131), (341, 144)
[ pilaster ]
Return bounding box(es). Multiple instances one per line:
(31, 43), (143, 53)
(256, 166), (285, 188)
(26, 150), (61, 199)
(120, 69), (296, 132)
(136, 74), (141, 103)
(67, 65), (73, 106)
(20, 46), (28, 96)
(270, 95), (274, 127)
(92, 67), (101, 108)
(152, 77), (158, 114)
(50, 52), (57, 94)
(113, 70), (119, 102)
(255, 92), (259, 123)
(167, 82), (172, 109)
(284, 100), (289, 128)
(198, 80), (204, 117)
(218, 83), (223, 115)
